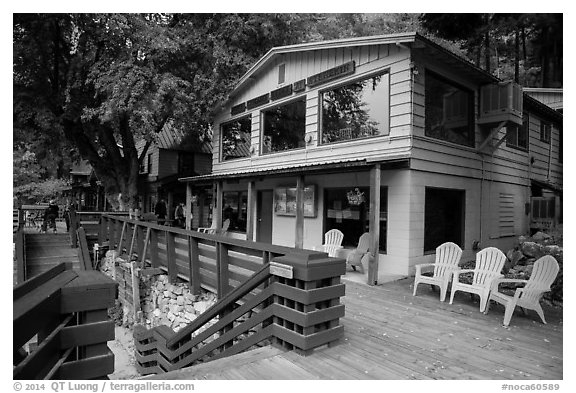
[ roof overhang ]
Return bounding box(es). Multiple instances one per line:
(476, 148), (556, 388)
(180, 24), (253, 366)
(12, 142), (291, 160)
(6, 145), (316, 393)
(179, 157), (410, 183)
(531, 179), (562, 193)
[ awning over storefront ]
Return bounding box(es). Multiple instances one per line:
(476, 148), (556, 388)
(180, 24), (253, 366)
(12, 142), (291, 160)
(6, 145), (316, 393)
(178, 156), (410, 183)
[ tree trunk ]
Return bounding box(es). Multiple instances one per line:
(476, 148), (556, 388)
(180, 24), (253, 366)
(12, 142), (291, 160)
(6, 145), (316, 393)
(484, 31), (491, 74)
(514, 28), (520, 83)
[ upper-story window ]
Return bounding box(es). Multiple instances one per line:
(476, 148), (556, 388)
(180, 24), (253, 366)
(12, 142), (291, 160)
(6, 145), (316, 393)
(506, 112), (529, 151)
(221, 115), (252, 161)
(540, 120), (551, 143)
(262, 99), (306, 154)
(425, 71), (474, 147)
(320, 71), (390, 144)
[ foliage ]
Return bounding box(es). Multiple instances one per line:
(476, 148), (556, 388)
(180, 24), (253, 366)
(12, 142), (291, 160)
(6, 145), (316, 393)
(13, 148), (44, 187)
(420, 13), (562, 87)
(13, 178), (70, 204)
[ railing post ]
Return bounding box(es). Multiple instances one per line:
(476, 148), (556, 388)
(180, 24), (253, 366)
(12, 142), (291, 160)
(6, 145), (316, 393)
(149, 228), (159, 268)
(188, 236), (201, 295)
(70, 209), (78, 248)
(216, 242), (230, 299)
(166, 230), (177, 283)
(269, 251), (346, 354)
(15, 230), (25, 284)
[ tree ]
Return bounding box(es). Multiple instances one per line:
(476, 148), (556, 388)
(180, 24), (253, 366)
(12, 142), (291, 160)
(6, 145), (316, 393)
(13, 14), (319, 210)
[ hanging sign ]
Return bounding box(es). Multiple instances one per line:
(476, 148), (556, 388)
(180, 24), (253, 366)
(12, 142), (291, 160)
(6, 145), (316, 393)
(231, 102), (246, 116)
(271, 85), (293, 101)
(247, 93), (270, 110)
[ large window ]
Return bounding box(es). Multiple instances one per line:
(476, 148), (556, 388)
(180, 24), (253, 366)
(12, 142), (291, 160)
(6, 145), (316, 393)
(321, 72), (390, 144)
(425, 72), (474, 147)
(506, 112), (529, 151)
(324, 187), (387, 252)
(262, 99), (306, 154)
(221, 116), (252, 161)
(222, 191), (248, 232)
(424, 187), (465, 252)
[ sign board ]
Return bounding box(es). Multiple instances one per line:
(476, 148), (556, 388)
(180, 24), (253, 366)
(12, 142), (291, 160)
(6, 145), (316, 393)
(307, 61), (356, 87)
(270, 261), (294, 279)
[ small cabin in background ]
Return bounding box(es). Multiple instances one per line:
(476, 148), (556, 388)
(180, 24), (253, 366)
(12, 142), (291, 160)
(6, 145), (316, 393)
(180, 32), (562, 285)
(66, 160), (107, 211)
(137, 126), (213, 227)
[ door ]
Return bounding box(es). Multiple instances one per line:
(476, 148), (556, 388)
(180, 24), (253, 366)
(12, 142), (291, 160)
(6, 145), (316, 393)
(257, 190), (273, 243)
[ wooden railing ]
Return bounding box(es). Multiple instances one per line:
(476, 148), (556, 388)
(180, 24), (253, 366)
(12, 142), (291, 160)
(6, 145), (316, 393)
(13, 263), (118, 379)
(134, 253), (345, 375)
(99, 215), (346, 375)
(99, 214), (307, 297)
(14, 228), (26, 285)
(70, 210), (129, 248)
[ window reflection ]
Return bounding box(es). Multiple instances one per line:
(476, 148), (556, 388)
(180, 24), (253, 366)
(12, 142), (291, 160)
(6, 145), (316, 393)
(425, 72), (474, 147)
(321, 72), (390, 144)
(221, 116), (251, 160)
(262, 99), (306, 154)
(222, 191), (248, 232)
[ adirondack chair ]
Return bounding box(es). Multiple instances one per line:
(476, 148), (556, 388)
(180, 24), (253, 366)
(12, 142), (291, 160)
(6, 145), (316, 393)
(346, 232), (370, 273)
(449, 247), (506, 312)
(321, 229), (344, 257)
(199, 218), (230, 234)
(198, 220), (217, 234)
(485, 255), (559, 327)
(218, 219), (231, 234)
(413, 242), (463, 302)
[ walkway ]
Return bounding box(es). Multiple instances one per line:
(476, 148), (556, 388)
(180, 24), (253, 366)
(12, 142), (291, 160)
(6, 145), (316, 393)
(150, 276), (562, 380)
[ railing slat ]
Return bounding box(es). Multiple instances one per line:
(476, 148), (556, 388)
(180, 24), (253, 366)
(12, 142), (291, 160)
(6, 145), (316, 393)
(189, 236), (201, 295)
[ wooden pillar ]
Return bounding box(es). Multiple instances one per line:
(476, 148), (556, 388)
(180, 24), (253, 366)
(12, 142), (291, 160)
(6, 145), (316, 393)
(215, 181), (223, 229)
(295, 175), (305, 249)
(246, 180), (256, 241)
(185, 182), (193, 230)
(368, 164), (381, 286)
(167, 191), (174, 221)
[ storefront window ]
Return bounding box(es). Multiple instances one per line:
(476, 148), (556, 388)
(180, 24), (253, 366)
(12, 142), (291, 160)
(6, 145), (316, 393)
(324, 187), (387, 252)
(425, 71), (474, 147)
(221, 116), (251, 161)
(262, 99), (306, 154)
(222, 191), (248, 232)
(321, 72), (390, 144)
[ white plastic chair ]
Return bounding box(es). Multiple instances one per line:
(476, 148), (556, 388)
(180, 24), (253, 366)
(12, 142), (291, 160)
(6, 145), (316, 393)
(485, 255), (559, 326)
(321, 229), (344, 257)
(346, 232), (370, 273)
(449, 247), (506, 312)
(413, 242), (463, 302)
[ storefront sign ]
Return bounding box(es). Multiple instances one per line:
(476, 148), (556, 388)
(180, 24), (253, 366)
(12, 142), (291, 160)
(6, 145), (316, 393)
(270, 85), (293, 101)
(270, 261), (294, 279)
(247, 93), (270, 110)
(231, 102), (246, 115)
(293, 79), (306, 92)
(307, 61), (356, 87)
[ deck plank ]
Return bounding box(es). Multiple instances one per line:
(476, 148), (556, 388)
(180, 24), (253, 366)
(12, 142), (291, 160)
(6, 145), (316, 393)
(150, 276), (563, 380)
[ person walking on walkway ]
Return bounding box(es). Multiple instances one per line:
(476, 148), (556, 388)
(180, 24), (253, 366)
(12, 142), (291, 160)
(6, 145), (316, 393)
(44, 200), (59, 233)
(155, 198), (167, 225)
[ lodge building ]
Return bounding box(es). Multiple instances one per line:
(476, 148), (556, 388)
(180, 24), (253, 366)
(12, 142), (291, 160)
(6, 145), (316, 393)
(180, 32), (562, 285)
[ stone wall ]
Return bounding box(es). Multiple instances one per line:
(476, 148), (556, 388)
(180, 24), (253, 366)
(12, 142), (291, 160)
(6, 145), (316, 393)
(101, 251), (217, 331)
(139, 274), (217, 332)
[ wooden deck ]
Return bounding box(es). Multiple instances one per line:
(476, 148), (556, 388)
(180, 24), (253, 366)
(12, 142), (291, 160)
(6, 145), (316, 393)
(150, 276), (562, 380)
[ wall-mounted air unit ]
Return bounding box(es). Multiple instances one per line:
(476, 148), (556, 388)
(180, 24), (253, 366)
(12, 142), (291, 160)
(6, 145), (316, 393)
(478, 81), (523, 126)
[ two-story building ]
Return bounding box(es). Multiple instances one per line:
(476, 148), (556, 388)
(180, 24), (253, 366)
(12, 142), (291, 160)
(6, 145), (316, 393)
(180, 32), (562, 285)
(138, 126), (212, 227)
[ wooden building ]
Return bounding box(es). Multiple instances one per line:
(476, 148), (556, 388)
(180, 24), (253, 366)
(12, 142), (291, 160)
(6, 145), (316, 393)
(180, 32), (562, 285)
(137, 126), (212, 227)
(66, 160), (107, 211)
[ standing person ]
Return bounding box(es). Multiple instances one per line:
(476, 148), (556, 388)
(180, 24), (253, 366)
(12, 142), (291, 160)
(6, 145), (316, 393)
(45, 200), (59, 233)
(154, 198), (167, 225)
(174, 202), (185, 228)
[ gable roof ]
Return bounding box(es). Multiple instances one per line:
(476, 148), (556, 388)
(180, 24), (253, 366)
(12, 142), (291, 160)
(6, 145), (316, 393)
(135, 124), (212, 155)
(227, 32), (497, 101)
